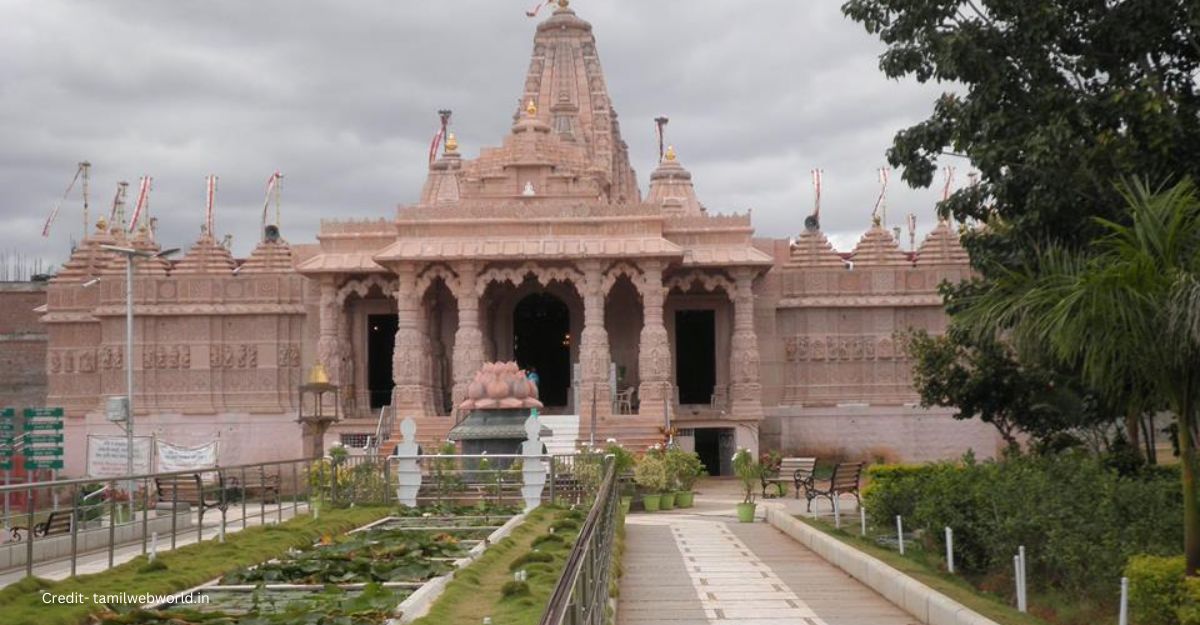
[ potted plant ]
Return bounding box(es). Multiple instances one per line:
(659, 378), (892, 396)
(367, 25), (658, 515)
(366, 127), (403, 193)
(732, 448), (763, 523)
(633, 450), (668, 512)
(667, 448), (705, 508)
(605, 440), (636, 514)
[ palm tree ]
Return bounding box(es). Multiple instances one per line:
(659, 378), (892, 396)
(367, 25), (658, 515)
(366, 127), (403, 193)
(956, 179), (1200, 572)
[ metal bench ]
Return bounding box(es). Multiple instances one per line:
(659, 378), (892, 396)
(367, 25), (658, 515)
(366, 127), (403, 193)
(154, 473), (228, 527)
(761, 457), (816, 498)
(227, 468), (280, 504)
(805, 461), (863, 513)
(10, 509), (74, 542)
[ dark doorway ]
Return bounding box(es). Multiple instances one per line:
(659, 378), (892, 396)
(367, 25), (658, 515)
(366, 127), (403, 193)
(367, 314), (397, 409)
(513, 293), (571, 407)
(675, 310), (716, 404)
(693, 428), (735, 476)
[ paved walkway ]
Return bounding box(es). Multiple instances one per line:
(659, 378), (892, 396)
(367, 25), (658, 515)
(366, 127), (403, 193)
(618, 480), (917, 625)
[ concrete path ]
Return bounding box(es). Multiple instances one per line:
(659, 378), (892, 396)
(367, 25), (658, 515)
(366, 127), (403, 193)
(0, 502), (308, 589)
(618, 480), (918, 625)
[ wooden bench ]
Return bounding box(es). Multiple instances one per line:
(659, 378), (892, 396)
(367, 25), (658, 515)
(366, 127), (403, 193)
(9, 509), (74, 542)
(761, 457), (816, 499)
(227, 468), (280, 504)
(154, 473), (228, 527)
(805, 461), (864, 513)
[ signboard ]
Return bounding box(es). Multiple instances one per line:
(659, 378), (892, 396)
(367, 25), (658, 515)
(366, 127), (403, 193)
(22, 448), (61, 457)
(23, 408), (63, 418)
(85, 435), (153, 478)
(24, 460), (64, 470)
(0, 461), (11, 470)
(24, 434), (64, 445)
(23, 421), (63, 431)
(0, 410), (13, 459)
(156, 440), (220, 473)
(0, 423), (13, 432)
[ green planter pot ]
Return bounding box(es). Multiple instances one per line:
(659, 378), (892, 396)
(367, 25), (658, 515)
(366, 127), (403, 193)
(676, 491), (695, 508)
(660, 491), (676, 510)
(620, 496), (632, 515)
(642, 493), (662, 512)
(736, 502), (756, 523)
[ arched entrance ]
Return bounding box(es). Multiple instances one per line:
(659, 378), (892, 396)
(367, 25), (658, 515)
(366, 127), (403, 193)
(513, 292), (571, 407)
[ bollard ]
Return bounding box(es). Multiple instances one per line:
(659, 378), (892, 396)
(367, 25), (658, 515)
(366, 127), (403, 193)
(1013, 555), (1022, 610)
(149, 532), (159, 562)
(1119, 576), (1128, 625)
(945, 527), (955, 574)
(860, 506), (867, 536)
(896, 515), (905, 555)
(833, 496), (841, 529)
(1018, 545), (1027, 612)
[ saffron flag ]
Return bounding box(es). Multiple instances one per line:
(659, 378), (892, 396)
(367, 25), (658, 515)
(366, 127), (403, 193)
(428, 126), (444, 165)
(261, 171), (280, 226)
(205, 175), (218, 237)
(526, 0), (554, 17)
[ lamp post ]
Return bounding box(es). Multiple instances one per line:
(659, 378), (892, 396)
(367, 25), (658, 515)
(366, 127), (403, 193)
(99, 245), (178, 521)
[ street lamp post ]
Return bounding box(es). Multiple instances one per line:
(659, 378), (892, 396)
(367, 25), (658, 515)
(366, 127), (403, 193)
(99, 245), (177, 521)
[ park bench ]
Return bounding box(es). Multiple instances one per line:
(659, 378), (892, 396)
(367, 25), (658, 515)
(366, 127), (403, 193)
(154, 473), (228, 527)
(9, 509), (74, 542)
(805, 461), (863, 513)
(227, 468), (280, 504)
(760, 457), (816, 499)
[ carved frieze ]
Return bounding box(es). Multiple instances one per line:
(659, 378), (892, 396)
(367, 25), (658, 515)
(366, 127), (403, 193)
(142, 345), (192, 370)
(278, 344), (301, 368)
(209, 344), (258, 369)
(783, 335), (904, 362)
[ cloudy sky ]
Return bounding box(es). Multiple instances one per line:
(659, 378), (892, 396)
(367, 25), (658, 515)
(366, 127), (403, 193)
(1, 0), (966, 273)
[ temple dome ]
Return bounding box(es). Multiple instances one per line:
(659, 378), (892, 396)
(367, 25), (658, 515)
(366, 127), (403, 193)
(787, 229), (845, 268)
(240, 237), (294, 274)
(915, 221), (970, 265)
(850, 223), (911, 266)
(647, 147), (703, 216)
(173, 234), (236, 275)
(52, 220), (120, 283)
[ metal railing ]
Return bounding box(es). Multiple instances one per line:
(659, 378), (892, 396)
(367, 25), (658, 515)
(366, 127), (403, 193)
(539, 456), (619, 625)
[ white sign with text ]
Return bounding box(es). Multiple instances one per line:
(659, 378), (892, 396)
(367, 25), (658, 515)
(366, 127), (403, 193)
(156, 440), (219, 472)
(85, 435), (153, 478)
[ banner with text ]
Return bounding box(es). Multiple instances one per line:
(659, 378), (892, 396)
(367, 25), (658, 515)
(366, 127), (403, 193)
(85, 435), (153, 478)
(156, 439), (219, 472)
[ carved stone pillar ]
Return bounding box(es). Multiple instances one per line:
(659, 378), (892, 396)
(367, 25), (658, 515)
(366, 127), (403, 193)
(451, 262), (485, 410)
(578, 261), (612, 423)
(637, 261), (672, 420)
(729, 267), (763, 421)
(392, 268), (435, 417)
(316, 278), (341, 385)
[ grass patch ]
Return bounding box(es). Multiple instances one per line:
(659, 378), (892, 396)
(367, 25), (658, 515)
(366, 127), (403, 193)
(410, 506), (580, 625)
(0, 506), (390, 625)
(797, 516), (1049, 625)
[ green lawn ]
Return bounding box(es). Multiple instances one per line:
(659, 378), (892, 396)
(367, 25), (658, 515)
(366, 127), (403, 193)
(410, 505), (587, 625)
(0, 506), (390, 625)
(797, 516), (1051, 625)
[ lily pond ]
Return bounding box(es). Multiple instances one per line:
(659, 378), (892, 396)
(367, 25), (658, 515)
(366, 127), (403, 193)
(93, 504), (522, 625)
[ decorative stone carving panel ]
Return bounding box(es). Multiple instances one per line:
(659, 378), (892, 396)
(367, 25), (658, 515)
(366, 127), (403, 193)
(142, 345), (192, 370)
(783, 335), (905, 362)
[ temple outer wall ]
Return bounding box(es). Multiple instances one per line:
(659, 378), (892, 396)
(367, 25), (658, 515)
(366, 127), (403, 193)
(0, 282), (48, 411)
(762, 405), (1004, 463)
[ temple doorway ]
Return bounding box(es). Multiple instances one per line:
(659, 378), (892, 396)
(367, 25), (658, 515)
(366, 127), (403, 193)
(693, 428), (735, 476)
(367, 314), (397, 409)
(675, 309), (716, 404)
(513, 293), (571, 407)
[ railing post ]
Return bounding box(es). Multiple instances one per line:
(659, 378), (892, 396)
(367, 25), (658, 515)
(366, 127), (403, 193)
(291, 462), (299, 515)
(141, 476), (150, 555)
(170, 477), (178, 549)
(549, 458), (556, 506)
(69, 482), (79, 577)
(276, 466), (283, 523)
(25, 482), (34, 577)
(241, 466), (248, 530)
(107, 479), (117, 569)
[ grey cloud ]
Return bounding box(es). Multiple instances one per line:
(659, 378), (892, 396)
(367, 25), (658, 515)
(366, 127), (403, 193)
(0, 0), (964, 272)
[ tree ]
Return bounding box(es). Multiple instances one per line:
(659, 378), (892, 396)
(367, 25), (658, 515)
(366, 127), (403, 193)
(956, 180), (1200, 573)
(841, 0), (1200, 267)
(904, 327), (1099, 449)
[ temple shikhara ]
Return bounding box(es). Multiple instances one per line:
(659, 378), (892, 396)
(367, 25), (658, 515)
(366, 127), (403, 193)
(32, 2), (998, 476)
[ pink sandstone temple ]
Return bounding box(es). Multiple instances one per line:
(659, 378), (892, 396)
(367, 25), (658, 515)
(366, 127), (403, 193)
(36, 2), (999, 476)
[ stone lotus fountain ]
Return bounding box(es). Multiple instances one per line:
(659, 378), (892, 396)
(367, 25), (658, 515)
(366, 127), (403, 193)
(447, 362), (552, 467)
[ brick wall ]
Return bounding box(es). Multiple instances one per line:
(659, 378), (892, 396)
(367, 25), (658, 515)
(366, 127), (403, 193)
(0, 282), (48, 410)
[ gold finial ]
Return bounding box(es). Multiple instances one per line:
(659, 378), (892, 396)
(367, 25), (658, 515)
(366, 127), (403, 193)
(526, 98), (538, 116)
(664, 145), (677, 162)
(445, 132), (458, 152)
(95, 217), (108, 233)
(557, 0), (569, 7)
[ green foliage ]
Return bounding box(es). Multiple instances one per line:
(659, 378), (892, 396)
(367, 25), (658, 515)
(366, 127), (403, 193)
(221, 528), (463, 585)
(508, 549), (554, 571)
(732, 448), (764, 504)
(633, 450), (669, 493)
(841, 0), (1200, 264)
(501, 580), (531, 598)
(664, 447), (705, 491)
(604, 441), (635, 475)
(96, 583), (407, 625)
(1127, 555), (1188, 625)
(866, 454), (1181, 597)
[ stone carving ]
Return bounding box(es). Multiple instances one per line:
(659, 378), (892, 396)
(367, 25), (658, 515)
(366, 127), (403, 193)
(666, 271), (735, 299)
(521, 414), (547, 512)
(78, 349), (95, 373)
(142, 345), (192, 370)
(209, 345), (258, 369)
(476, 262), (584, 296)
(601, 261), (643, 295)
(335, 275), (400, 305)
(49, 352), (60, 373)
(278, 344), (301, 368)
(394, 417), (422, 507)
(459, 361), (542, 411)
(784, 335), (907, 362)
